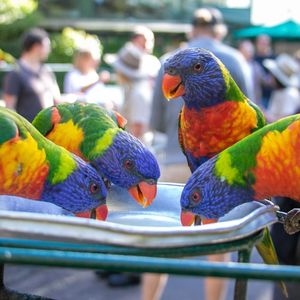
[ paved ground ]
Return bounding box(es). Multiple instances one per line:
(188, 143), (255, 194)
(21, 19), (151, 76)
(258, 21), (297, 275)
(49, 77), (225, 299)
(3, 249), (274, 300)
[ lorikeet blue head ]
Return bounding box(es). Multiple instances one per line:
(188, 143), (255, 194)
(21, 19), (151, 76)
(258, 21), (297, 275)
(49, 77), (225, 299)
(33, 103), (161, 208)
(41, 155), (108, 220)
(162, 48), (227, 109)
(93, 131), (160, 208)
(0, 107), (109, 221)
(180, 157), (254, 225)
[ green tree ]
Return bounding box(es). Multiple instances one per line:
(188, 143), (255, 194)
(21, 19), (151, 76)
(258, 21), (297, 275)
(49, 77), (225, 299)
(48, 27), (103, 63)
(0, 0), (40, 58)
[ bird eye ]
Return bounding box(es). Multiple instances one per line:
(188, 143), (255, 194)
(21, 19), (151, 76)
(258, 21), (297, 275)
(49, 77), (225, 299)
(102, 176), (111, 190)
(190, 191), (201, 205)
(124, 159), (134, 170)
(194, 63), (202, 72)
(89, 182), (100, 194)
(167, 67), (176, 76)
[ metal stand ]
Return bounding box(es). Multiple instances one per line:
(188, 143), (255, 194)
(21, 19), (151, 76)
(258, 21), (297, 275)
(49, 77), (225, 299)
(0, 206), (299, 299)
(234, 249), (252, 300)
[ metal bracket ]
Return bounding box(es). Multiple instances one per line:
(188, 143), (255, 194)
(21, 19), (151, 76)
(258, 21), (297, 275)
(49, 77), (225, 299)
(277, 208), (300, 235)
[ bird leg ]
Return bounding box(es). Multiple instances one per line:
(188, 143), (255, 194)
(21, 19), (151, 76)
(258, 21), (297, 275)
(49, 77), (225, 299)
(194, 215), (202, 226)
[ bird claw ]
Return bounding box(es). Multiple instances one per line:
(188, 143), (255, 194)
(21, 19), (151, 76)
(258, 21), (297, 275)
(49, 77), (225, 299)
(283, 208), (300, 235)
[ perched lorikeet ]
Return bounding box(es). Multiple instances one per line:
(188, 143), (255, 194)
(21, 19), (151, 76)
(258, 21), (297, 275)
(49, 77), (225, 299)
(0, 107), (108, 220)
(32, 102), (160, 208)
(162, 47), (265, 172)
(162, 47), (268, 220)
(162, 48), (287, 296)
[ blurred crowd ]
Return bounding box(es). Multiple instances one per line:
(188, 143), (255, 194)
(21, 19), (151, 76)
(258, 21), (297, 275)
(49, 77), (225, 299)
(2, 13), (300, 144)
(1, 6), (300, 300)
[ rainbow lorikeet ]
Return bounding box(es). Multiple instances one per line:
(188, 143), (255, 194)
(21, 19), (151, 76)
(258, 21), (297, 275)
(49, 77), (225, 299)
(0, 107), (108, 220)
(162, 47), (265, 172)
(162, 48), (287, 296)
(180, 114), (300, 223)
(32, 102), (160, 208)
(162, 47), (267, 219)
(180, 115), (300, 298)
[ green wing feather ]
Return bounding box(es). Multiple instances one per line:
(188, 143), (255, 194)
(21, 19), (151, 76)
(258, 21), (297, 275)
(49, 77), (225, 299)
(248, 100), (267, 131)
(67, 103), (119, 158)
(256, 228), (288, 298)
(34, 103), (122, 160)
(178, 108), (195, 171)
(215, 114), (300, 187)
(224, 76), (246, 102)
(32, 107), (55, 136)
(178, 109), (186, 156)
(0, 114), (20, 144)
(1, 107), (76, 184)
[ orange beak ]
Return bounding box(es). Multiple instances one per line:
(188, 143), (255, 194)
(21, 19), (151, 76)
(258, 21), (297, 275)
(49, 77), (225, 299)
(76, 204), (108, 221)
(128, 181), (157, 208)
(202, 218), (217, 225)
(162, 74), (185, 100)
(94, 204), (108, 221)
(180, 210), (195, 226)
(180, 210), (217, 226)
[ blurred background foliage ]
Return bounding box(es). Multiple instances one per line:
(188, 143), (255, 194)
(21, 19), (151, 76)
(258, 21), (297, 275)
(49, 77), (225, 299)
(0, 0), (104, 64)
(48, 27), (103, 63)
(0, 0), (40, 60)
(0, 0), (184, 65)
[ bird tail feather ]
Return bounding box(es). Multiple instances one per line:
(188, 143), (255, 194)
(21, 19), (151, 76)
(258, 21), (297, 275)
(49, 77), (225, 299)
(256, 228), (288, 298)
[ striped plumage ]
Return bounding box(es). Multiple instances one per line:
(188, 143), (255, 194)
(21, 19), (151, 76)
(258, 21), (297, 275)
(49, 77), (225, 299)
(33, 103), (160, 207)
(181, 114), (300, 220)
(162, 48), (288, 295)
(0, 107), (108, 220)
(162, 47), (265, 172)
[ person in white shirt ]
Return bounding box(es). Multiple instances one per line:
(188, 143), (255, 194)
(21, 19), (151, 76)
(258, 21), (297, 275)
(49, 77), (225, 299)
(110, 26), (160, 141)
(263, 53), (300, 122)
(63, 46), (112, 109)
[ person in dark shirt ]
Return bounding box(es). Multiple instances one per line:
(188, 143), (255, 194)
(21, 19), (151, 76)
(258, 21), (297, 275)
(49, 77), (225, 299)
(254, 34), (276, 109)
(3, 28), (60, 122)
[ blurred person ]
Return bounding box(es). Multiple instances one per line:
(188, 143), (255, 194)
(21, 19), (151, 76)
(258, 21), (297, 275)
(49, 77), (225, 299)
(143, 7), (251, 300)
(255, 34), (274, 64)
(63, 46), (113, 110)
(263, 53), (300, 122)
(254, 34), (276, 108)
(293, 49), (300, 84)
(111, 26), (160, 141)
(238, 39), (272, 107)
(64, 47), (101, 94)
(187, 7), (251, 95)
(96, 26), (160, 288)
(2, 28), (60, 122)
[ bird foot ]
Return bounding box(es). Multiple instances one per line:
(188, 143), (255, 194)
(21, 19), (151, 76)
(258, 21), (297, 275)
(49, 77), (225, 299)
(283, 208), (300, 235)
